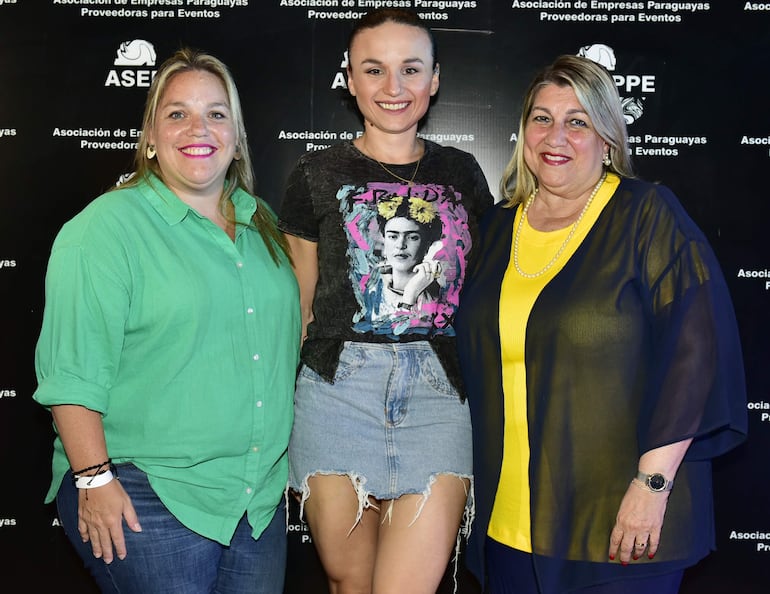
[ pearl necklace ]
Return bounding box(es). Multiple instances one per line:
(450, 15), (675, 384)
(513, 173), (606, 279)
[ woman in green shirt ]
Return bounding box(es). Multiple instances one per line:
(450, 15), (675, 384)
(34, 48), (300, 594)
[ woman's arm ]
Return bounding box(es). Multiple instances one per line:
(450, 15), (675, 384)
(52, 405), (109, 472)
(284, 234), (319, 342)
(52, 404), (141, 564)
(608, 438), (693, 564)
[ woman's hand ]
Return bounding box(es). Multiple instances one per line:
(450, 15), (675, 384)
(77, 478), (141, 563)
(402, 260), (442, 304)
(608, 481), (669, 563)
(608, 438), (693, 563)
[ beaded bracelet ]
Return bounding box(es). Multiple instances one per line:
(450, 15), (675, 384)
(71, 459), (111, 476)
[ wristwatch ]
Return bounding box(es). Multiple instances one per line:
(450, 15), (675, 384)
(636, 471), (674, 492)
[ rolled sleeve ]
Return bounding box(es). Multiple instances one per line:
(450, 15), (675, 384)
(34, 223), (130, 414)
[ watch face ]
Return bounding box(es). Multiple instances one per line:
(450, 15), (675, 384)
(648, 474), (666, 491)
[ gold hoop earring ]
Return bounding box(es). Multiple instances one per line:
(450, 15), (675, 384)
(146, 145), (156, 159)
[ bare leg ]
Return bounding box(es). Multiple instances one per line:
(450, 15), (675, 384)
(373, 475), (470, 594)
(303, 474), (380, 594)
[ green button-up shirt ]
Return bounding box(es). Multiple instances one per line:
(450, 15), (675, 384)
(34, 174), (300, 544)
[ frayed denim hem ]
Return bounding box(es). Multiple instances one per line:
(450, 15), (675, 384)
(286, 471), (475, 594)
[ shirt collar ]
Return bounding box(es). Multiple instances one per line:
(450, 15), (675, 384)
(137, 172), (257, 226)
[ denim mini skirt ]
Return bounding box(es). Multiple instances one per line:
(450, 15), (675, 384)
(288, 341), (473, 501)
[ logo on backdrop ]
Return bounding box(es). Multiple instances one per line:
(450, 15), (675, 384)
(114, 40), (157, 67)
(331, 50), (349, 90)
(578, 43), (616, 70)
(577, 43), (654, 125)
(105, 39), (158, 88)
(117, 172), (137, 186)
(574, 44), (702, 158)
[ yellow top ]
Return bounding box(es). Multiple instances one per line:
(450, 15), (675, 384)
(488, 173), (620, 551)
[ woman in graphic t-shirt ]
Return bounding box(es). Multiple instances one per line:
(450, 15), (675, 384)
(278, 8), (493, 594)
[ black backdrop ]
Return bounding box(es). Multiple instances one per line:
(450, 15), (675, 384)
(1, 1), (768, 592)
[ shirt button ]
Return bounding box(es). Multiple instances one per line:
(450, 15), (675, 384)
(236, 261), (244, 268)
(247, 307), (254, 314)
(256, 401), (263, 408)
(253, 353), (260, 361)
(246, 487), (252, 494)
(252, 446), (259, 452)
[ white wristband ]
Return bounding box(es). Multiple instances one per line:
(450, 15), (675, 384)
(74, 469), (115, 489)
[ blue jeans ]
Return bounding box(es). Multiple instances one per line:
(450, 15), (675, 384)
(57, 464), (286, 594)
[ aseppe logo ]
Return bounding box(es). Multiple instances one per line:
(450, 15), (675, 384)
(114, 40), (157, 67)
(105, 39), (158, 88)
(578, 43), (616, 70)
(577, 43), (654, 125)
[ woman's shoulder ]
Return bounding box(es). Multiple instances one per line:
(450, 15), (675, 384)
(70, 184), (143, 222)
(478, 200), (515, 233)
(54, 183), (147, 246)
(617, 177), (681, 209)
(294, 141), (356, 168)
(422, 138), (478, 163)
(614, 176), (707, 242)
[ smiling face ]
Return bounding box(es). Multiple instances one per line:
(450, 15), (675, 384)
(347, 21), (439, 139)
(148, 69), (237, 203)
(523, 83), (608, 200)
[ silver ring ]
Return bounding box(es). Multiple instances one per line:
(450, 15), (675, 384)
(636, 542), (646, 548)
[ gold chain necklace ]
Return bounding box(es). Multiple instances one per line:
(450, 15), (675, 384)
(376, 157), (421, 186)
(359, 139), (423, 187)
(513, 173), (606, 279)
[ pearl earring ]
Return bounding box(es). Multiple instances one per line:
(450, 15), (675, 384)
(602, 152), (611, 167)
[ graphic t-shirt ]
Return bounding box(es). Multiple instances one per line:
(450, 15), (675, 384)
(279, 140), (493, 392)
(342, 180), (471, 338)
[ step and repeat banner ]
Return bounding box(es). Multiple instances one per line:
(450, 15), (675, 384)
(0, 1), (768, 592)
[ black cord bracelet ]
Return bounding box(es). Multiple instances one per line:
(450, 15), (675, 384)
(71, 459), (112, 476)
(71, 463), (119, 489)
